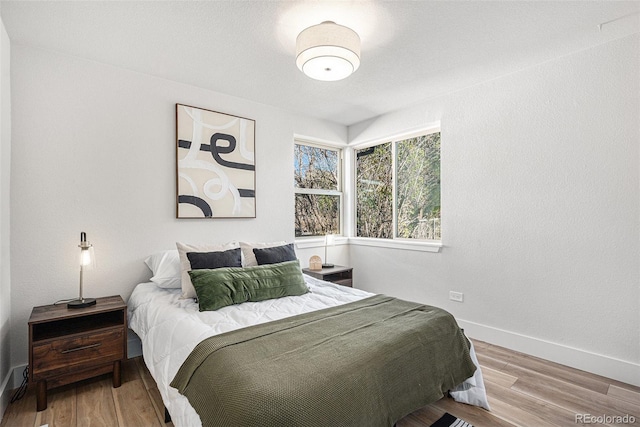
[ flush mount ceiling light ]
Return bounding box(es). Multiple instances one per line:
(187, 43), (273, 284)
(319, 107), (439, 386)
(296, 21), (361, 81)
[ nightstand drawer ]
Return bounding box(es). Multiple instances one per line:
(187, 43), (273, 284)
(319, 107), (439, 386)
(31, 327), (124, 380)
(333, 278), (353, 287)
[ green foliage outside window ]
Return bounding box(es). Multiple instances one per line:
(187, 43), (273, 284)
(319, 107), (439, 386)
(294, 144), (341, 237)
(396, 133), (441, 240)
(294, 145), (338, 190)
(294, 132), (440, 241)
(295, 194), (340, 237)
(356, 132), (441, 241)
(356, 143), (393, 238)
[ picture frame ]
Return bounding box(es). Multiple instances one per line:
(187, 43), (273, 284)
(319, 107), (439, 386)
(176, 104), (256, 218)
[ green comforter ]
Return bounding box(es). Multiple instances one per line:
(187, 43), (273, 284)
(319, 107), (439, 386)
(171, 295), (477, 427)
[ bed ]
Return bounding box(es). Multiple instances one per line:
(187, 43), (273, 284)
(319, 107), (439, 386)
(128, 251), (489, 427)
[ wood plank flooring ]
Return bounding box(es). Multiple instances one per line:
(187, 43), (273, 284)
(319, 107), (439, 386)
(2, 339), (638, 427)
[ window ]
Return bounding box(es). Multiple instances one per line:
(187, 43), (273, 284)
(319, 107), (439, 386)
(356, 130), (441, 241)
(356, 142), (393, 238)
(294, 142), (342, 237)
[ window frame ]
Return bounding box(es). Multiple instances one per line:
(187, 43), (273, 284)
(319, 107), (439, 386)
(351, 126), (442, 250)
(294, 139), (344, 239)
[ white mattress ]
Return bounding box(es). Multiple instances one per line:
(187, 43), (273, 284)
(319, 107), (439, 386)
(128, 275), (489, 427)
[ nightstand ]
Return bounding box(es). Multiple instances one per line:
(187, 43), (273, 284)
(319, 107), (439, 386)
(302, 265), (353, 287)
(28, 295), (127, 411)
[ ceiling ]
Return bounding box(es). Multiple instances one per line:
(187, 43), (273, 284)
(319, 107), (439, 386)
(1, 1), (639, 126)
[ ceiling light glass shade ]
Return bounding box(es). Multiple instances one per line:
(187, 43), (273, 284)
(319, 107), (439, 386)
(296, 21), (361, 81)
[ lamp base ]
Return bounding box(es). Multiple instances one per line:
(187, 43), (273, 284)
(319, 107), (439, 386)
(67, 298), (96, 309)
(321, 263), (334, 268)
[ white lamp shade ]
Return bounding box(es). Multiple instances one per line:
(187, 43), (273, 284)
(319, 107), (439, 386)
(80, 245), (96, 269)
(80, 249), (91, 266)
(296, 21), (360, 81)
(80, 242), (96, 270)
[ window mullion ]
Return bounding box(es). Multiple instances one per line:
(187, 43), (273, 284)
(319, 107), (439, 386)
(339, 150), (344, 235)
(392, 139), (398, 239)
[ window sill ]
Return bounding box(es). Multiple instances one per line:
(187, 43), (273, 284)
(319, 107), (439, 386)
(295, 237), (349, 249)
(295, 237), (442, 253)
(348, 237), (442, 253)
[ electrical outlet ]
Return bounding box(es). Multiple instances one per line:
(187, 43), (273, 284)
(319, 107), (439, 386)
(449, 291), (464, 302)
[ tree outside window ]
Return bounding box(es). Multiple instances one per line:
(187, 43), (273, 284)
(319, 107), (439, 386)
(356, 143), (392, 238)
(356, 130), (441, 241)
(294, 143), (342, 237)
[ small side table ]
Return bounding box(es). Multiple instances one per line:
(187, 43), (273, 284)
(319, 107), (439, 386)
(302, 265), (353, 287)
(28, 295), (127, 411)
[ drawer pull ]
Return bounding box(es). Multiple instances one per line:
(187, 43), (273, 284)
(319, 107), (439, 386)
(60, 343), (102, 354)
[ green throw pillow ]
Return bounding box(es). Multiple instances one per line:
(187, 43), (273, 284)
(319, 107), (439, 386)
(189, 260), (309, 311)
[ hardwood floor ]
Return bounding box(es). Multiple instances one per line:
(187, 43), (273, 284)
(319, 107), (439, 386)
(1, 358), (171, 427)
(2, 339), (638, 427)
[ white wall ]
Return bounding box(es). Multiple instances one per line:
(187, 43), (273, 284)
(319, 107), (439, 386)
(6, 29), (638, 389)
(9, 44), (347, 368)
(348, 34), (640, 385)
(0, 18), (11, 417)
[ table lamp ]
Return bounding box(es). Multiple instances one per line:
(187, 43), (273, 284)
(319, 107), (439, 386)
(67, 232), (97, 309)
(322, 234), (335, 268)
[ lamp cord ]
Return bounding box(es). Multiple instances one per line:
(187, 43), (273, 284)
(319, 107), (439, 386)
(10, 366), (28, 403)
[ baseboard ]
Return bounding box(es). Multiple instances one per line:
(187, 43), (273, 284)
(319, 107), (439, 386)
(458, 319), (640, 387)
(0, 367), (11, 423)
(0, 364), (25, 422)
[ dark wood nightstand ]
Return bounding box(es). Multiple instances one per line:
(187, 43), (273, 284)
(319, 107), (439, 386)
(28, 295), (127, 411)
(302, 265), (353, 287)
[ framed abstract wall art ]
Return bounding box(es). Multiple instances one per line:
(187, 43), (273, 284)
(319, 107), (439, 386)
(176, 104), (256, 218)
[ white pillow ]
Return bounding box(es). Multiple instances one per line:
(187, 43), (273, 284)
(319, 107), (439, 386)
(144, 250), (181, 289)
(176, 241), (239, 299)
(240, 241), (286, 267)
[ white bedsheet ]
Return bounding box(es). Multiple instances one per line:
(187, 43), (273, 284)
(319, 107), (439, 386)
(128, 275), (489, 427)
